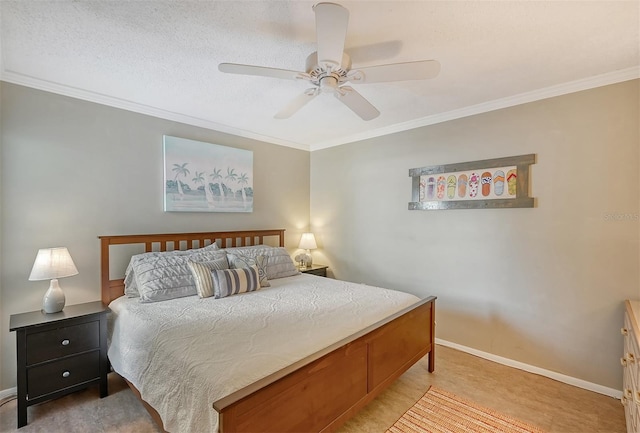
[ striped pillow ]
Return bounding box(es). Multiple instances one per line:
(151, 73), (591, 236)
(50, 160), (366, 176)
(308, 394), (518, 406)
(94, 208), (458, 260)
(188, 257), (230, 298)
(212, 265), (260, 299)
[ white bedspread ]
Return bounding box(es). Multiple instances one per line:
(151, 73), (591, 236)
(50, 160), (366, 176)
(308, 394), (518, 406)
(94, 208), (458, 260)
(107, 273), (420, 433)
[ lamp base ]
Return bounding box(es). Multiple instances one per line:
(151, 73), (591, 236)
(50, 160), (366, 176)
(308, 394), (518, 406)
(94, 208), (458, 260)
(300, 250), (313, 269)
(42, 279), (66, 314)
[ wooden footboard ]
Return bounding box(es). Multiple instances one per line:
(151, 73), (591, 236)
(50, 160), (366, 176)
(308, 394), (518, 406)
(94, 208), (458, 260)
(214, 297), (436, 433)
(100, 229), (436, 433)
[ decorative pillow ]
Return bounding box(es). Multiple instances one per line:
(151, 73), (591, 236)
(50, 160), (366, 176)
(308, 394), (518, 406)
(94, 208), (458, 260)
(124, 243), (220, 297)
(223, 244), (273, 254)
(211, 265), (260, 299)
(261, 247), (299, 279)
(188, 257), (230, 298)
(221, 246), (298, 280)
(227, 253), (270, 287)
(133, 250), (227, 303)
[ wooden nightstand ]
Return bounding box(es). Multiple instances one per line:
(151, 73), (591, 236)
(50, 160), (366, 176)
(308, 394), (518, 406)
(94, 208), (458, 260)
(299, 264), (329, 277)
(9, 301), (109, 428)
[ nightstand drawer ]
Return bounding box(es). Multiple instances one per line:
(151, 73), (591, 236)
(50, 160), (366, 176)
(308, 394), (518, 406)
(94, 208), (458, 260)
(27, 321), (99, 365)
(27, 351), (100, 399)
(300, 265), (328, 277)
(304, 268), (326, 276)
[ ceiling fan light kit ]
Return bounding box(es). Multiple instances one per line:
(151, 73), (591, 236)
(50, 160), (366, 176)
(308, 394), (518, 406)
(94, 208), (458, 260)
(218, 2), (440, 121)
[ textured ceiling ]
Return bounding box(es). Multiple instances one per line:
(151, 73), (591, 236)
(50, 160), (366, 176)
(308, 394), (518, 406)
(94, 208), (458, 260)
(1, 1), (638, 151)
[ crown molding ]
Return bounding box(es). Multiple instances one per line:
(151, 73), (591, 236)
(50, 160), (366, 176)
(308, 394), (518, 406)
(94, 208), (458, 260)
(311, 66), (640, 151)
(0, 70), (310, 152)
(2, 66), (637, 153)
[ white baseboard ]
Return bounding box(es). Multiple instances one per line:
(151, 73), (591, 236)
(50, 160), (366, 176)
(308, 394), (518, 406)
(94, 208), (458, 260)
(0, 387), (16, 401)
(435, 338), (622, 399)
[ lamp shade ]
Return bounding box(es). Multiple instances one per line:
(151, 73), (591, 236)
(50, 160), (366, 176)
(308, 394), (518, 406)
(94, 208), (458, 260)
(298, 233), (317, 250)
(29, 247), (79, 281)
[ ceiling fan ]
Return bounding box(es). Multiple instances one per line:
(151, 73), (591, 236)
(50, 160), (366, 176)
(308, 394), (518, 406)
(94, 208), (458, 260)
(218, 2), (440, 121)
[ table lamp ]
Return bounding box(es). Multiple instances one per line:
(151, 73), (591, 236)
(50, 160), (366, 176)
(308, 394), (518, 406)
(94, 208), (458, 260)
(29, 247), (79, 313)
(298, 233), (317, 269)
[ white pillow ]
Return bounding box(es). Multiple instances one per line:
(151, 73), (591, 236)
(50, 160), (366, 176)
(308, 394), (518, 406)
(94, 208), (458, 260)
(263, 247), (300, 279)
(135, 249), (227, 303)
(222, 246), (298, 280)
(222, 244), (273, 254)
(123, 242), (220, 298)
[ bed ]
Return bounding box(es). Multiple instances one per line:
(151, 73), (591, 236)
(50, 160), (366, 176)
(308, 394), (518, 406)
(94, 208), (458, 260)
(100, 229), (436, 433)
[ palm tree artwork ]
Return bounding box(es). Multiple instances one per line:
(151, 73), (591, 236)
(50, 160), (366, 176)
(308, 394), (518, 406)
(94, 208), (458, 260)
(224, 168), (238, 199)
(238, 173), (249, 204)
(209, 168), (223, 202)
(172, 163), (190, 198)
(192, 171), (204, 186)
(164, 136), (253, 212)
(189, 170), (214, 205)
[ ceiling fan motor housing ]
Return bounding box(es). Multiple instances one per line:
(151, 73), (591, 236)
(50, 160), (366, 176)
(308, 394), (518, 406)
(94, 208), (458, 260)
(306, 51), (351, 87)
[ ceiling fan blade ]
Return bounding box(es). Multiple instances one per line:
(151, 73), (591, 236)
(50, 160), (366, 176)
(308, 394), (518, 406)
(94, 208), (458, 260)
(313, 2), (349, 68)
(274, 89), (319, 119)
(350, 60), (441, 84)
(219, 63), (306, 81)
(334, 86), (380, 121)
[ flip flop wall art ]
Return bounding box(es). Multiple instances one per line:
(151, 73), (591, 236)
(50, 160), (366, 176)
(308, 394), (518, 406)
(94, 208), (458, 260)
(447, 175), (456, 199)
(481, 172), (492, 197)
(408, 154), (535, 210)
(436, 176), (446, 199)
(507, 169), (517, 196)
(457, 174), (468, 198)
(493, 170), (505, 196)
(468, 172), (479, 198)
(426, 176), (436, 200)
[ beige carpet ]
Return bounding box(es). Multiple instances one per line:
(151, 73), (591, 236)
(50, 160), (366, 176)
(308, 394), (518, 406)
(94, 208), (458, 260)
(386, 386), (546, 433)
(0, 374), (161, 433)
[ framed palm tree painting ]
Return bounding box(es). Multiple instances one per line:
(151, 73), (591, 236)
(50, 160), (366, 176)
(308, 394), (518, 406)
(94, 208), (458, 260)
(163, 135), (253, 212)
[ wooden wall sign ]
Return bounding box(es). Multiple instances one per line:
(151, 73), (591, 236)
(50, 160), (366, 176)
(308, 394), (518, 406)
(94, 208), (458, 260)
(408, 154), (535, 210)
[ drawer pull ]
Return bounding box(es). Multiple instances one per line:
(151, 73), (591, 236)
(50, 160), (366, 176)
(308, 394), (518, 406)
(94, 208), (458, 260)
(62, 371), (70, 378)
(621, 357), (628, 367)
(625, 388), (633, 399)
(622, 328), (629, 336)
(61, 339), (70, 346)
(622, 395), (629, 405)
(627, 353), (636, 363)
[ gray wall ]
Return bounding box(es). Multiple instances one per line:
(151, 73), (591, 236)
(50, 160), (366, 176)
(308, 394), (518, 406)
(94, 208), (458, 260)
(311, 79), (639, 390)
(0, 82), (310, 389)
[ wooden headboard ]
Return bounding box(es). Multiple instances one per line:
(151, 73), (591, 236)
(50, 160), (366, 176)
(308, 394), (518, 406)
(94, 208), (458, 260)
(98, 229), (285, 304)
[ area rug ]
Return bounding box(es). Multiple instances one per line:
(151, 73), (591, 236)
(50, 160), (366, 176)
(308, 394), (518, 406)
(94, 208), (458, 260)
(385, 386), (546, 433)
